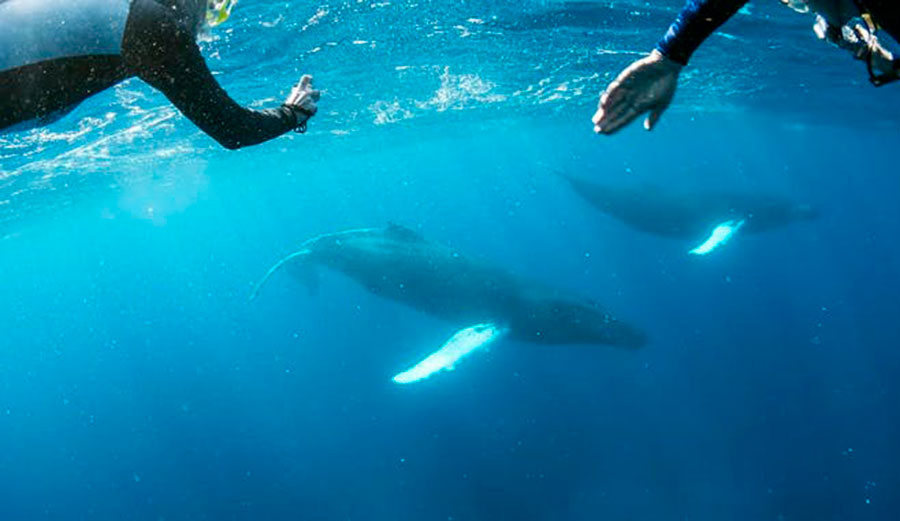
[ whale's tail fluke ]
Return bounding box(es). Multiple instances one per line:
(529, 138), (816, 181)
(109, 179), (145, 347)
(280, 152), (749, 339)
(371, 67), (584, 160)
(249, 249), (313, 302)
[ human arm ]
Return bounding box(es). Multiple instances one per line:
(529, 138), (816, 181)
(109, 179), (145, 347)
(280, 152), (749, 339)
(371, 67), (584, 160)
(593, 0), (749, 134)
(122, 0), (319, 149)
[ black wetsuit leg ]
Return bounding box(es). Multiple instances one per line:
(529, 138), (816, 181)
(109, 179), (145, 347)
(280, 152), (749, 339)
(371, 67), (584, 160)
(121, 0), (299, 149)
(0, 56), (130, 130)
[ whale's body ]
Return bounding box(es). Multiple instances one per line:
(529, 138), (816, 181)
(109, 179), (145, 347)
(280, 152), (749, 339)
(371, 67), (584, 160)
(564, 176), (818, 243)
(254, 224), (645, 349)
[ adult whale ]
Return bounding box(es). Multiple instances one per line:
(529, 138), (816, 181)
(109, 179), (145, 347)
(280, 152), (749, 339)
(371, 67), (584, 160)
(252, 224), (645, 383)
(563, 175), (818, 254)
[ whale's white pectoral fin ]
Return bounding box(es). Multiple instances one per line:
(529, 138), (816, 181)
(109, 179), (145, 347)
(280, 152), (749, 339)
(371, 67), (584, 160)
(392, 323), (507, 384)
(689, 219), (746, 256)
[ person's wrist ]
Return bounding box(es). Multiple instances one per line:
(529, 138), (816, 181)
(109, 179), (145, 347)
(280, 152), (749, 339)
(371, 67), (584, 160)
(650, 49), (684, 72)
(284, 104), (316, 133)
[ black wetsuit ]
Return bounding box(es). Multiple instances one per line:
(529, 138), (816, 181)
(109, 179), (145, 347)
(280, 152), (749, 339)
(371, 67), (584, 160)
(656, 0), (900, 65)
(0, 0), (301, 149)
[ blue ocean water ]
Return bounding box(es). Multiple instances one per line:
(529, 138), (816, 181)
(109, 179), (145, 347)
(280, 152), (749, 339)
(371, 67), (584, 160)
(2, 1), (900, 520)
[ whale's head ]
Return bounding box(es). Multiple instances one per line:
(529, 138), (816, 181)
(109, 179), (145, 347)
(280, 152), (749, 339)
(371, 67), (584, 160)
(741, 199), (820, 233)
(511, 297), (646, 348)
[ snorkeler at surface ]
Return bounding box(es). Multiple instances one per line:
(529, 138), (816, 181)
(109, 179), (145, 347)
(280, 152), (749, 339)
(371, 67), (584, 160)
(592, 0), (900, 135)
(0, 0), (320, 149)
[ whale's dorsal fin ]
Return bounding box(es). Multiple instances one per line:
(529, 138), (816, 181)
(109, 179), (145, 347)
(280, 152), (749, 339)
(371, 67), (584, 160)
(386, 222), (425, 242)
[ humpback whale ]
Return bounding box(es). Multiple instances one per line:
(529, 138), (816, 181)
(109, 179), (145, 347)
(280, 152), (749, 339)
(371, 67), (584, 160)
(252, 224), (645, 383)
(562, 175), (818, 254)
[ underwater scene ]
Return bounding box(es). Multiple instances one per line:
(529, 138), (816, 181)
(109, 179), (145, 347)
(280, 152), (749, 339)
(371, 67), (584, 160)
(1, 0), (899, 520)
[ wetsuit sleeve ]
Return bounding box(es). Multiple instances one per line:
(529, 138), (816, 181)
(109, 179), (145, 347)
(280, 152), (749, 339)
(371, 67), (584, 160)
(122, 0), (298, 149)
(656, 0), (750, 65)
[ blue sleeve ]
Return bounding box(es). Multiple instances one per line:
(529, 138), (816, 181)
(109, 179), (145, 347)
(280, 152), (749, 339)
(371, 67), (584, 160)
(656, 0), (750, 65)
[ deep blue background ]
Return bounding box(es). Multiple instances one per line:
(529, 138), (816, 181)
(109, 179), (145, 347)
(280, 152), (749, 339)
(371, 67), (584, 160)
(1, 1), (899, 520)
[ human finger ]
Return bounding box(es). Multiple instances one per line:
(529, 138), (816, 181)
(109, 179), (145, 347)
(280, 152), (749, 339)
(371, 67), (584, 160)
(595, 94), (637, 130)
(599, 82), (630, 111)
(643, 105), (666, 131)
(597, 106), (641, 135)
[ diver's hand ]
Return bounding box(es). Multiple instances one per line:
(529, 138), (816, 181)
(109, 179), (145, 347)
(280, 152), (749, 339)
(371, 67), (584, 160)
(284, 74), (321, 129)
(592, 50), (682, 135)
(846, 23), (895, 78)
(816, 16), (895, 76)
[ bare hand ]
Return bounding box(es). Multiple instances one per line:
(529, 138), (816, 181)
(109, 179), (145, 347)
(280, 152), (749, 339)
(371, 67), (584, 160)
(846, 23), (895, 77)
(285, 74), (321, 120)
(592, 50), (682, 135)
(815, 15), (895, 75)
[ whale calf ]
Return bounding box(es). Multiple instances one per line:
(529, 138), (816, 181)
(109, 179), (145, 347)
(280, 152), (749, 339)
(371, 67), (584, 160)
(252, 224), (645, 383)
(563, 175), (818, 254)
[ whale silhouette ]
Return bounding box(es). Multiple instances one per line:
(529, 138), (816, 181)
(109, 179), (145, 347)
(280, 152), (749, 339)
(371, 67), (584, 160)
(252, 224), (645, 383)
(563, 175), (818, 253)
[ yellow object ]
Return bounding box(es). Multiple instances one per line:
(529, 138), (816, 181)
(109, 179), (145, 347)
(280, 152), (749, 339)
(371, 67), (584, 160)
(206, 0), (237, 27)
(861, 12), (879, 32)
